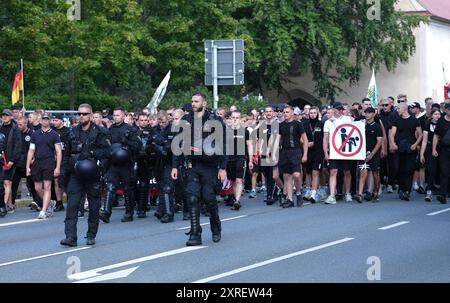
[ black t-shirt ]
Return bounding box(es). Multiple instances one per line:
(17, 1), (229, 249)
(21, 129), (33, 154)
(418, 114), (427, 130)
(228, 127), (250, 161)
(53, 126), (70, 151)
(435, 116), (450, 147)
(379, 110), (398, 130)
(393, 115), (420, 144)
(365, 121), (382, 152)
(279, 120), (305, 149)
(32, 124), (41, 132)
(30, 128), (61, 160)
(424, 120), (437, 146)
(258, 119), (279, 156)
(303, 119), (324, 152)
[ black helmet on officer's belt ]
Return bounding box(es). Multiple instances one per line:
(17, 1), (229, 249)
(111, 143), (131, 164)
(74, 159), (98, 179)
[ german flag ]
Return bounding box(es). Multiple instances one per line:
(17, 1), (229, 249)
(11, 67), (23, 105)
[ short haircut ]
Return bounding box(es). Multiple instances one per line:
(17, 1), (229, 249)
(113, 107), (125, 113)
(361, 98), (371, 103)
(192, 92), (207, 101)
(310, 106), (320, 112)
(17, 116), (27, 123)
(137, 112), (148, 119)
(157, 110), (166, 119)
(173, 109), (184, 117)
(78, 103), (92, 112)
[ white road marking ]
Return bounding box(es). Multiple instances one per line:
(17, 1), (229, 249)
(74, 266), (139, 283)
(0, 219), (41, 227)
(192, 237), (354, 283)
(378, 221), (409, 230)
(176, 215), (248, 231)
(0, 247), (91, 267)
(427, 208), (450, 216)
(68, 246), (206, 280)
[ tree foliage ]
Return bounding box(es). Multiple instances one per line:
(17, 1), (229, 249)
(0, 0), (424, 110)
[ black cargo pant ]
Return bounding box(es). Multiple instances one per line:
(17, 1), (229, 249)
(64, 174), (101, 241)
(185, 163), (221, 236)
(397, 151), (417, 193)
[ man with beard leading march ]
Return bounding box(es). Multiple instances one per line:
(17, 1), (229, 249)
(171, 92), (227, 246)
(60, 104), (111, 247)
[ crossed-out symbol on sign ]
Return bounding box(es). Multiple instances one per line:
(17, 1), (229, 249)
(331, 124), (363, 157)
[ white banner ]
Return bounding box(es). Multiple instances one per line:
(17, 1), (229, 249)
(329, 121), (366, 160)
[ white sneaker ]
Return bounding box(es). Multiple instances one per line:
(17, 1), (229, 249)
(387, 185), (393, 193)
(37, 211), (48, 219)
(412, 183), (419, 191)
(303, 190), (312, 201)
(345, 193), (353, 202)
(309, 191), (317, 203)
(260, 185), (267, 192)
(325, 195), (337, 205)
(47, 200), (56, 217)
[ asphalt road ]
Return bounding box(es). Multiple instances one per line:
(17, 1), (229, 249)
(0, 191), (449, 283)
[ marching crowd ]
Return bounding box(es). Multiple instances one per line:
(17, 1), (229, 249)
(0, 92), (449, 246)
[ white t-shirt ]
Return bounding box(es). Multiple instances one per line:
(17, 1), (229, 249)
(324, 115), (353, 133)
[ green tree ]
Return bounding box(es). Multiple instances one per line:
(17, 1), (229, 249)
(232, 0), (425, 101)
(0, 0), (424, 109)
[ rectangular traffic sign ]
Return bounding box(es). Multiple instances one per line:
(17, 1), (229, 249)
(204, 39), (244, 86)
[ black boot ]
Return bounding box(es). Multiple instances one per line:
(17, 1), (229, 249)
(121, 191), (134, 222)
(186, 205), (202, 246)
(99, 186), (114, 223)
(160, 190), (175, 223)
(208, 206), (221, 243)
(137, 186), (147, 218)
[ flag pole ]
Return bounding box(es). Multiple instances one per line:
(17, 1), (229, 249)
(21, 58), (25, 111)
(443, 62), (447, 85)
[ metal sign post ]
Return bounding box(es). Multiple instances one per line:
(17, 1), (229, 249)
(213, 45), (219, 110)
(205, 40), (244, 110)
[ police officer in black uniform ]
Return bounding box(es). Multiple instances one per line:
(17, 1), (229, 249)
(171, 92), (227, 246)
(60, 104), (110, 246)
(135, 113), (152, 218)
(154, 113), (177, 223)
(99, 107), (142, 223)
